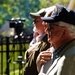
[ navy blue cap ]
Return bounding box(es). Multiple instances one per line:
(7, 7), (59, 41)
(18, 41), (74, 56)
(41, 5), (75, 25)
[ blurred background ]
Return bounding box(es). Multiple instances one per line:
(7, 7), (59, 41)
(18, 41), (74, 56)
(0, 0), (75, 75)
(0, 0), (75, 36)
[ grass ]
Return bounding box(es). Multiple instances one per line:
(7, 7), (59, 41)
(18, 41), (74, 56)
(0, 44), (29, 75)
(10, 69), (22, 75)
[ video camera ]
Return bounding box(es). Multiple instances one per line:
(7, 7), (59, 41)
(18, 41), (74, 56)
(9, 18), (25, 35)
(9, 18), (25, 28)
(8, 18), (33, 43)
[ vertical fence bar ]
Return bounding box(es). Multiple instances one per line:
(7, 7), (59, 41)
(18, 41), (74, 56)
(1, 37), (3, 75)
(19, 37), (22, 75)
(0, 35), (29, 75)
(6, 36), (10, 75)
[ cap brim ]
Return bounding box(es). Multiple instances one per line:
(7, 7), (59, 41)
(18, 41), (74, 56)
(41, 17), (56, 23)
(30, 13), (40, 19)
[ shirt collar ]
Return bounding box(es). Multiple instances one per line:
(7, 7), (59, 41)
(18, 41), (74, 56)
(53, 39), (75, 62)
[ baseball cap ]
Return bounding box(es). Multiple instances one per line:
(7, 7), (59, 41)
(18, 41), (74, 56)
(30, 8), (46, 18)
(41, 5), (75, 25)
(30, 6), (56, 19)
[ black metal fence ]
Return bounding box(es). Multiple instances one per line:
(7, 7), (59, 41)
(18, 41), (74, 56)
(0, 35), (31, 75)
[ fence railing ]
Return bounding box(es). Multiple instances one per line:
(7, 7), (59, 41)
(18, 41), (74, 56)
(0, 36), (30, 75)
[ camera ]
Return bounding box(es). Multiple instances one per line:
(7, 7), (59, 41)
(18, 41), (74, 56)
(9, 18), (25, 28)
(9, 18), (25, 35)
(8, 18), (33, 43)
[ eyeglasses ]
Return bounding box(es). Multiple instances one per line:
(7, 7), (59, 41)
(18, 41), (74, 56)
(44, 23), (54, 30)
(46, 23), (63, 31)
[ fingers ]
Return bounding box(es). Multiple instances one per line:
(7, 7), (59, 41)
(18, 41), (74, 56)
(36, 50), (52, 72)
(40, 56), (51, 63)
(40, 51), (52, 62)
(37, 50), (52, 64)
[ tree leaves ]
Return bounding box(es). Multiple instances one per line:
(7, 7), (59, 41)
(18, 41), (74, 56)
(0, 0), (69, 28)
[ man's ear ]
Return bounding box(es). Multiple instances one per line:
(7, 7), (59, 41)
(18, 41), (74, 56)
(62, 26), (68, 36)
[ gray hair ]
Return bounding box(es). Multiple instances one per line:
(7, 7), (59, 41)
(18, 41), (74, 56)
(59, 21), (75, 38)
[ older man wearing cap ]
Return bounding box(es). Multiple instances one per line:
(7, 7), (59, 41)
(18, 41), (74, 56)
(37, 5), (75, 75)
(22, 6), (55, 75)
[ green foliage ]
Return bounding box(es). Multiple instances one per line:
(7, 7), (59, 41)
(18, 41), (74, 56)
(0, 0), (69, 29)
(39, 0), (47, 8)
(0, 0), (41, 28)
(47, 0), (69, 6)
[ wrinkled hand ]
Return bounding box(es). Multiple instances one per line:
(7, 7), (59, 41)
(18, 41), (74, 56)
(36, 48), (52, 72)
